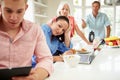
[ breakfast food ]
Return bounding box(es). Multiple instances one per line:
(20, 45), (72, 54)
(80, 48), (87, 52)
(104, 36), (120, 41)
(76, 48), (87, 54)
(63, 54), (80, 67)
(70, 49), (76, 54)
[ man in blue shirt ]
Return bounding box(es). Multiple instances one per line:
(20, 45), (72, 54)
(82, 1), (111, 40)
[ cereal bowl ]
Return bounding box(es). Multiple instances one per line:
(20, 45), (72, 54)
(63, 54), (80, 67)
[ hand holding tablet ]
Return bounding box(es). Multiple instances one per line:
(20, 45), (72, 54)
(0, 66), (32, 80)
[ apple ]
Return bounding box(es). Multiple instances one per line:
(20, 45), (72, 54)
(108, 42), (113, 46)
(112, 40), (118, 46)
(116, 40), (120, 45)
(105, 41), (109, 45)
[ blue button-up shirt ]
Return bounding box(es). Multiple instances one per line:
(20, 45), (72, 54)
(85, 12), (111, 39)
(32, 24), (73, 67)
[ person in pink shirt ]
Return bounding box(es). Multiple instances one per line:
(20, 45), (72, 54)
(49, 1), (91, 45)
(0, 0), (53, 80)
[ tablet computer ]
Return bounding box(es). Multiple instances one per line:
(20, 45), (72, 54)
(0, 66), (32, 80)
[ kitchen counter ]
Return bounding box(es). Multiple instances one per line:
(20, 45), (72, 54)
(46, 46), (120, 80)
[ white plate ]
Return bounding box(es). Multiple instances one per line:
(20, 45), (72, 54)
(107, 45), (120, 48)
(76, 50), (90, 54)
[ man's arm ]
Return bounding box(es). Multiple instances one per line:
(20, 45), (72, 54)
(81, 19), (87, 29)
(106, 25), (111, 38)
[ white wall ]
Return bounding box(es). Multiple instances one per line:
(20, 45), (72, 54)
(24, 0), (74, 24)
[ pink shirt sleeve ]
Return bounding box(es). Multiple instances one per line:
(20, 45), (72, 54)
(34, 25), (53, 75)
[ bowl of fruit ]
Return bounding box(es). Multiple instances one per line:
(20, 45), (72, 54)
(104, 36), (120, 47)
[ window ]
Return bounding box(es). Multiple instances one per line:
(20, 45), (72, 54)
(73, 0), (82, 6)
(116, 6), (120, 36)
(73, 0), (120, 37)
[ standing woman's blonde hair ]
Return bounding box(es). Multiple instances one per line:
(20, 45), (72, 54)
(56, 1), (71, 16)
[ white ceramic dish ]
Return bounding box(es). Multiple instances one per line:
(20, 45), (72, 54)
(63, 54), (80, 67)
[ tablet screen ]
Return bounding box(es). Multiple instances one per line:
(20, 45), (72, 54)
(0, 66), (32, 80)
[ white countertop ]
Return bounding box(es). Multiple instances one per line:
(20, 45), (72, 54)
(46, 46), (120, 80)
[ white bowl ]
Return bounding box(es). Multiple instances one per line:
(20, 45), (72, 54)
(63, 54), (80, 67)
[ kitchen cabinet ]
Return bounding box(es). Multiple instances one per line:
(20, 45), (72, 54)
(24, 0), (48, 25)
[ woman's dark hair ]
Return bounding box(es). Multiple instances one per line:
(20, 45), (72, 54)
(56, 16), (69, 24)
(53, 16), (69, 42)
